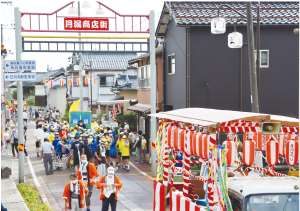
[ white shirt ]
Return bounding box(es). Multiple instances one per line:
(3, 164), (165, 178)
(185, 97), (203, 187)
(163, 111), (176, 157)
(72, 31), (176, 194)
(39, 142), (54, 154)
(41, 132), (50, 145)
(124, 124), (129, 130)
(4, 132), (10, 140)
(23, 112), (27, 119)
(34, 128), (44, 140)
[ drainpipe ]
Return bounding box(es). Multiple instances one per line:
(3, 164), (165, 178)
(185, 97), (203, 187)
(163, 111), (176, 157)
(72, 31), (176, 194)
(162, 40), (165, 111)
(186, 26), (190, 108)
(240, 43), (248, 111)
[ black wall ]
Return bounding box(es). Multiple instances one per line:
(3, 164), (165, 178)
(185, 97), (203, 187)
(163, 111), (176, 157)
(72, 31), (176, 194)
(164, 19), (187, 109)
(189, 26), (299, 118)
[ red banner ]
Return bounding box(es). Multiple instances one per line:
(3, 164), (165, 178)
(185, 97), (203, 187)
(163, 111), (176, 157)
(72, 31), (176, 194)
(116, 103), (120, 112)
(64, 18), (109, 30)
(111, 109), (115, 119)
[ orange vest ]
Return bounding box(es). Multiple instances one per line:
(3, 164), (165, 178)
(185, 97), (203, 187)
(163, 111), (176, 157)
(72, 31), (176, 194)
(77, 162), (99, 186)
(96, 175), (123, 200)
(63, 180), (88, 210)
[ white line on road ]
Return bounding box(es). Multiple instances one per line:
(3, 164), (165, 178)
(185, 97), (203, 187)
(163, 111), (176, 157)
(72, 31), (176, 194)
(27, 156), (52, 210)
(129, 161), (155, 181)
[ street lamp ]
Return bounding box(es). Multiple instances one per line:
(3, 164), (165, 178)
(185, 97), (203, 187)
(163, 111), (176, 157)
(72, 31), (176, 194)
(211, 17), (226, 34)
(68, 6), (77, 14)
(228, 31), (242, 48)
(96, 5), (105, 15)
(228, 20), (244, 48)
(68, 1), (105, 15)
(82, 1), (91, 8)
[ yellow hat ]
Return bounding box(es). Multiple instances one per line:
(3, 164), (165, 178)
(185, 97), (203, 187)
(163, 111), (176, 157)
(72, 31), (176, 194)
(75, 125), (78, 129)
(62, 126), (65, 130)
(51, 128), (55, 132)
(70, 127), (74, 131)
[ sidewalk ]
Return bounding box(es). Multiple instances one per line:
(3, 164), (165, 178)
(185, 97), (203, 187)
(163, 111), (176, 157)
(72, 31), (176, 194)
(1, 177), (30, 211)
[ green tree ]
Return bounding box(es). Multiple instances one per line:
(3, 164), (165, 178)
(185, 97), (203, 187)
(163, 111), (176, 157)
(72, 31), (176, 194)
(5, 100), (11, 106)
(27, 98), (35, 106)
(61, 101), (70, 122)
(116, 112), (137, 131)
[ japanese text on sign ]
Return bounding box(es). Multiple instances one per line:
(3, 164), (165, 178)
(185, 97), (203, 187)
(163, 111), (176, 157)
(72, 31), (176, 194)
(64, 18), (109, 30)
(4, 73), (36, 81)
(4, 60), (36, 72)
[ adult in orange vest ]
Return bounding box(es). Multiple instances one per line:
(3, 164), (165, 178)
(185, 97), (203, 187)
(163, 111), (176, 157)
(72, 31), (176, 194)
(96, 167), (123, 211)
(63, 173), (88, 211)
(77, 154), (99, 211)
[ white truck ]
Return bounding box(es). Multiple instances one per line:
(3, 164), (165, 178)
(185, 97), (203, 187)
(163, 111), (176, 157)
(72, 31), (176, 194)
(227, 177), (299, 211)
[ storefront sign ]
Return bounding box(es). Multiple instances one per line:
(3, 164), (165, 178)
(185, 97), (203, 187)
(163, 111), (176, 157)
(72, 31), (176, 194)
(64, 18), (109, 30)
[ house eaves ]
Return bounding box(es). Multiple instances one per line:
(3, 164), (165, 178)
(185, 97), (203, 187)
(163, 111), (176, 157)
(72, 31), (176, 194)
(156, 1), (299, 37)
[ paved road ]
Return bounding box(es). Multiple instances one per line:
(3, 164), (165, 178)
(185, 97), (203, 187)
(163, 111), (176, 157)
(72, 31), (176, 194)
(6, 122), (155, 211)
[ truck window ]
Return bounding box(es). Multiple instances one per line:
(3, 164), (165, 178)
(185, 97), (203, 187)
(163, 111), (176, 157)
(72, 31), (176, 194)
(246, 193), (299, 211)
(229, 195), (242, 211)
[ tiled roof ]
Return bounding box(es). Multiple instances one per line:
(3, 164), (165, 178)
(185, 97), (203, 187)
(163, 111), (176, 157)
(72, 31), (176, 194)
(166, 2), (299, 26)
(82, 53), (138, 71)
(111, 74), (137, 90)
(30, 68), (65, 84)
(128, 45), (163, 65)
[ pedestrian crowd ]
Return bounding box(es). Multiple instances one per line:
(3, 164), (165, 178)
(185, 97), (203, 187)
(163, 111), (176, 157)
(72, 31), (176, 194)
(2, 107), (151, 211)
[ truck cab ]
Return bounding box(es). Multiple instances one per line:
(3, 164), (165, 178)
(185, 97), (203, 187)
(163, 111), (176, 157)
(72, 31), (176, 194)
(228, 177), (299, 211)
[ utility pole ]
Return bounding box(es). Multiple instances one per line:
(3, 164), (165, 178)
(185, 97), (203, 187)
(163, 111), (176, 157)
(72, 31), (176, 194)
(150, 10), (157, 177)
(256, 2), (260, 99)
(14, 7), (24, 183)
(90, 61), (92, 113)
(246, 2), (259, 113)
(78, 1), (83, 111)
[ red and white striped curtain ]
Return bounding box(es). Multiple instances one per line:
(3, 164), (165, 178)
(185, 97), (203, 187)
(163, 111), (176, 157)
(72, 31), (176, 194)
(153, 180), (165, 211)
(170, 190), (203, 211)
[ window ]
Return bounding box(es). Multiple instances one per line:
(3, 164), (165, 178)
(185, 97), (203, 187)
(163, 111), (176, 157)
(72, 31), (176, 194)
(255, 50), (269, 68)
(99, 76), (114, 86)
(168, 54), (175, 75)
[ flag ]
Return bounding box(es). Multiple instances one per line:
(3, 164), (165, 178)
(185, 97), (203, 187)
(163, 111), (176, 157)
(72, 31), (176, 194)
(92, 76), (97, 87)
(43, 78), (51, 89)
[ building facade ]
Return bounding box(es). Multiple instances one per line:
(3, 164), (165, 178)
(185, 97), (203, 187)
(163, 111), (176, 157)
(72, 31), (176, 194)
(156, 1), (299, 118)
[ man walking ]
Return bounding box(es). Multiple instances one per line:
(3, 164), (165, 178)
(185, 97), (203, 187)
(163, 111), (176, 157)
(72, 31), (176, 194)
(63, 173), (88, 211)
(10, 125), (18, 158)
(34, 124), (44, 157)
(71, 134), (85, 172)
(96, 167), (123, 211)
(23, 110), (28, 124)
(40, 138), (55, 175)
(133, 130), (143, 163)
(77, 154), (99, 211)
(95, 139), (107, 181)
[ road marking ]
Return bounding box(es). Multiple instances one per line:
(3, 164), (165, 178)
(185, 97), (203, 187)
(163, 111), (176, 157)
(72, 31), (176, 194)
(129, 161), (155, 181)
(27, 156), (52, 210)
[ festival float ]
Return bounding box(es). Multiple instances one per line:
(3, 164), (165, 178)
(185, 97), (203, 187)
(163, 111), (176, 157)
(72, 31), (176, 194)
(150, 108), (299, 211)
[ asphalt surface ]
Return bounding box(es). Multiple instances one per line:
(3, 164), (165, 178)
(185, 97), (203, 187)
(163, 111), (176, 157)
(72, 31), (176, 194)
(3, 121), (155, 211)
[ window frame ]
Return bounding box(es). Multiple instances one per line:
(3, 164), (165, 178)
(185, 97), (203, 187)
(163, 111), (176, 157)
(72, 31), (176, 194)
(254, 50), (269, 68)
(168, 53), (176, 75)
(99, 76), (114, 87)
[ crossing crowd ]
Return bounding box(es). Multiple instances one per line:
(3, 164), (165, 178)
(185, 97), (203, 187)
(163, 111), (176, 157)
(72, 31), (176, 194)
(2, 107), (149, 211)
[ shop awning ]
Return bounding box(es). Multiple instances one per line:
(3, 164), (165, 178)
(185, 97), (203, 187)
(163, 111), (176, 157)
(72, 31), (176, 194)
(127, 103), (159, 114)
(96, 99), (138, 105)
(150, 108), (272, 126)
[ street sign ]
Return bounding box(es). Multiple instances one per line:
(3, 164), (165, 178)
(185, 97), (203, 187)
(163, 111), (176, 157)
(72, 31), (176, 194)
(4, 73), (36, 81)
(4, 60), (36, 72)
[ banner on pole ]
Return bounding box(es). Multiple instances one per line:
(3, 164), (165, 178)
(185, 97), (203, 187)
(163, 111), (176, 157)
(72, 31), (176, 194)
(19, 144), (24, 152)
